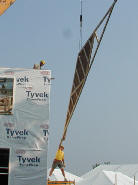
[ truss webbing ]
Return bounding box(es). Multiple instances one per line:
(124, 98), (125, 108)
(60, 0), (118, 145)
(0, 0), (16, 16)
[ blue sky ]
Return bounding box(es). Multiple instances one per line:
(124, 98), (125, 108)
(1, 0), (138, 176)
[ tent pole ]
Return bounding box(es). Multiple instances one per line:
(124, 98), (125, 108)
(134, 176), (136, 185)
(115, 174), (117, 185)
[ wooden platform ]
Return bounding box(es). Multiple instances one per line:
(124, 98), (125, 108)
(47, 181), (75, 185)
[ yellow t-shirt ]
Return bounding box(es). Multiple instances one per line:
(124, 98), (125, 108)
(55, 149), (64, 161)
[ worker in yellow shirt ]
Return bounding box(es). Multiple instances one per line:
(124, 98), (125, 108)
(48, 145), (67, 181)
(33, 60), (46, 70)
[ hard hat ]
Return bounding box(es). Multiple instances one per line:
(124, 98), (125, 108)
(40, 60), (45, 65)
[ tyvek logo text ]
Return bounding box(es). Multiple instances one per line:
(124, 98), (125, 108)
(16, 76), (29, 86)
(17, 155), (40, 167)
(6, 128), (29, 139)
(26, 90), (48, 101)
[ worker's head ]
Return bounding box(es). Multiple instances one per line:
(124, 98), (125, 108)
(40, 60), (46, 66)
(60, 145), (64, 150)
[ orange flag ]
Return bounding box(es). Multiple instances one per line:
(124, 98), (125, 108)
(0, 0), (16, 16)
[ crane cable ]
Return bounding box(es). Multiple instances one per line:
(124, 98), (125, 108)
(79, 0), (83, 50)
(59, 0), (83, 147)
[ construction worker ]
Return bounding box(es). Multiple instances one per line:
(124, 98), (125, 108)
(33, 60), (46, 69)
(48, 144), (67, 181)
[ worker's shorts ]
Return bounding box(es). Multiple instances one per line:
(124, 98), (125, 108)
(52, 160), (64, 169)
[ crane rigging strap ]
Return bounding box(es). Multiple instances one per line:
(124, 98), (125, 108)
(59, 0), (118, 146)
(0, 0), (16, 16)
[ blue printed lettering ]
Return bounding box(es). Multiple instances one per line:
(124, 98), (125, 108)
(43, 129), (49, 136)
(17, 156), (40, 163)
(16, 76), (29, 83)
(6, 128), (29, 137)
(26, 91), (48, 98)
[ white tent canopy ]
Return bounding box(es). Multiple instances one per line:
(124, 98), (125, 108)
(104, 171), (137, 185)
(47, 164), (138, 185)
(47, 169), (83, 182)
(77, 170), (137, 185)
(81, 164), (138, 180)
(77, 164), (138, 185)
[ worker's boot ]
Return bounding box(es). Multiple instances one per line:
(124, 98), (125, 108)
(64, 177), (67, 181)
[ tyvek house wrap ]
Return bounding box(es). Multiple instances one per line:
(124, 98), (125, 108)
(0, 68), (51, 185)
